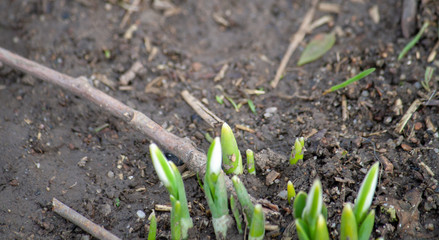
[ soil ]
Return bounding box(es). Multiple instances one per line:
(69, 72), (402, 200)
(1, 0), (439, 239)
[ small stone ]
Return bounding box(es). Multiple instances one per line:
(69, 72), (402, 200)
(107, 171), (115, 178)
(361, 90), (369, 97)
(136, 210), (146, 219)
(384, 116), (392, 124)
(266, 170), (280, 185)
(265, 107), (277, 114)
(277, 190), (288, 200)
(401, 143), (412, 151)
(426, 223), (434, 231)
(100, 204), (112, 216)
(77, 156), (88, 167)
(414, 122), (423, 131)
(80, 235), (91, 240)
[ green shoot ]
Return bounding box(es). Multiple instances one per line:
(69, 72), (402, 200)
(230, 195), (243, 234)
(225, 96), (240, 111)
(247, 99), (256, 114)
(398, 22), (430, 61)
(323, 68), (376, 95)
(287, 180), (296, 204)
(148, 211), (157, 240)
(290, 137), (305, 165)
(340, 162), (380, 240)
(204, 132), (214, 143)
(204, 137), (231, 239)
(114, 198), (120, 207)
(231, 175), (254, 224)
(221, 123), (243, 175)
(216, 95), (224, 104)
(246, 149), (256, 175)
(293, 179), (329, 240)
(150, 144), (193, 239)
(422, 66), (434, 92)
(249, 204), (265, 240)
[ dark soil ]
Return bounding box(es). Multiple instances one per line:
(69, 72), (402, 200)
(1, 0), (439, 239)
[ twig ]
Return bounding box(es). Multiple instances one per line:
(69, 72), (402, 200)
(0, 47), (267, 205)
(271, 0), (319, 88)
(52, 198), (121, 240)
(181, 90), (224, 127)
(395, 99), (422, 134)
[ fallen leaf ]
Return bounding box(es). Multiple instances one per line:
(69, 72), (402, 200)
(298, 32), (336, 66)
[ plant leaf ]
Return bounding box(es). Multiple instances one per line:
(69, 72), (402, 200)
(354, 162), (379, 225)
(248, 99), (256, 114)
(340, 203), (358, 240)
(249, 204), (265, 240)
(315, 214), (330, 240)
(302, 180), (322, 240)
(293, 192), (308, 219)
(358, 210), (375, 240)
(231, 176), (254, 222)
(323, 68), (376, 95)
(295, 219), (311, 240)
(398, 22), (429, 60)
(221, 123), (243, 175)
(298, 33), (336, 66)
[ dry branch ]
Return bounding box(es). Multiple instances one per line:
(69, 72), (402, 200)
(271, 0), (319, 88)
(52, 198), (121, 240)
(0, 47), (265, 205)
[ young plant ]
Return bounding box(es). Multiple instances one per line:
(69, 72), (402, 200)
(293, 179), (329, 240)
(422, 66), (434, 92)
(340, 162), (380, 240)
(148, 211), (157, 240)
(398, 22), (430, 60)
(230, 195), (243, 234)
(287, 180), (296, 204)
(221, 123), (243, 175)
(150, 144), (193, 240)
(323, 68), (376, 95)
(246, 149), (256, 175)
(248, 204), (265, 240)
(290, 137), (305, 165)
(204, 137), (232, 239)
(231, 175), (254, 224)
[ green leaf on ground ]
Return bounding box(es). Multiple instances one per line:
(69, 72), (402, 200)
(323, 68), (375, 95)
(298, 33), (336, 66)
(398, 22), (429, 61)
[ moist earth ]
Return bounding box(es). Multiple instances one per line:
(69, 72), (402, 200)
(1, 0), (439, 239)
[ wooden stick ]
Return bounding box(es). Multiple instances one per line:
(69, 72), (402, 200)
(52, 198), (121, 240)
(271, 0), (319, 88)
(0, 47), (266, 205)
(181, 90), (224, 127)
(395, 99), (422, 134)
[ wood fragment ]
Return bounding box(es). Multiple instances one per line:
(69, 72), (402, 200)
(419, 162), (435, 177)
(155, 204), (172, 212)
(425, 116), (437, 132)
(309, 15), (333, 32)
(342, 94), (348, 121)
(271, 0), (319, 88)
(120, 0), (140, 28)
(119, 61), (145, 85)
(427, 40), (439, 62)
(213, 64), (229, 82)
(181, 90), (224, 127)
(145, 76), (165, 93)
(395, 99), (422, 134)
(369, 5), (380, 24)
(265, 224), (280, 231)
(318, 2), (341, 14)
(235, 124), (255, 133)
(52, 198), (121, 240)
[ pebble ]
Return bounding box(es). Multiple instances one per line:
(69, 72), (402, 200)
(100, 204), (112, 216)
(107, 171), (115, 178)
(361, 90), (369, 97)
(414, 122), (423, 131)
(426, 223), (434, 231)
(401, 143), (412, 151)
(136, 210), (146, 219)
(264, 107), (278, 118)
(277, 190), (288, 200)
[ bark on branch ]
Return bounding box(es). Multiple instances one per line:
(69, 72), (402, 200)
(0, 47), (258, 202)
